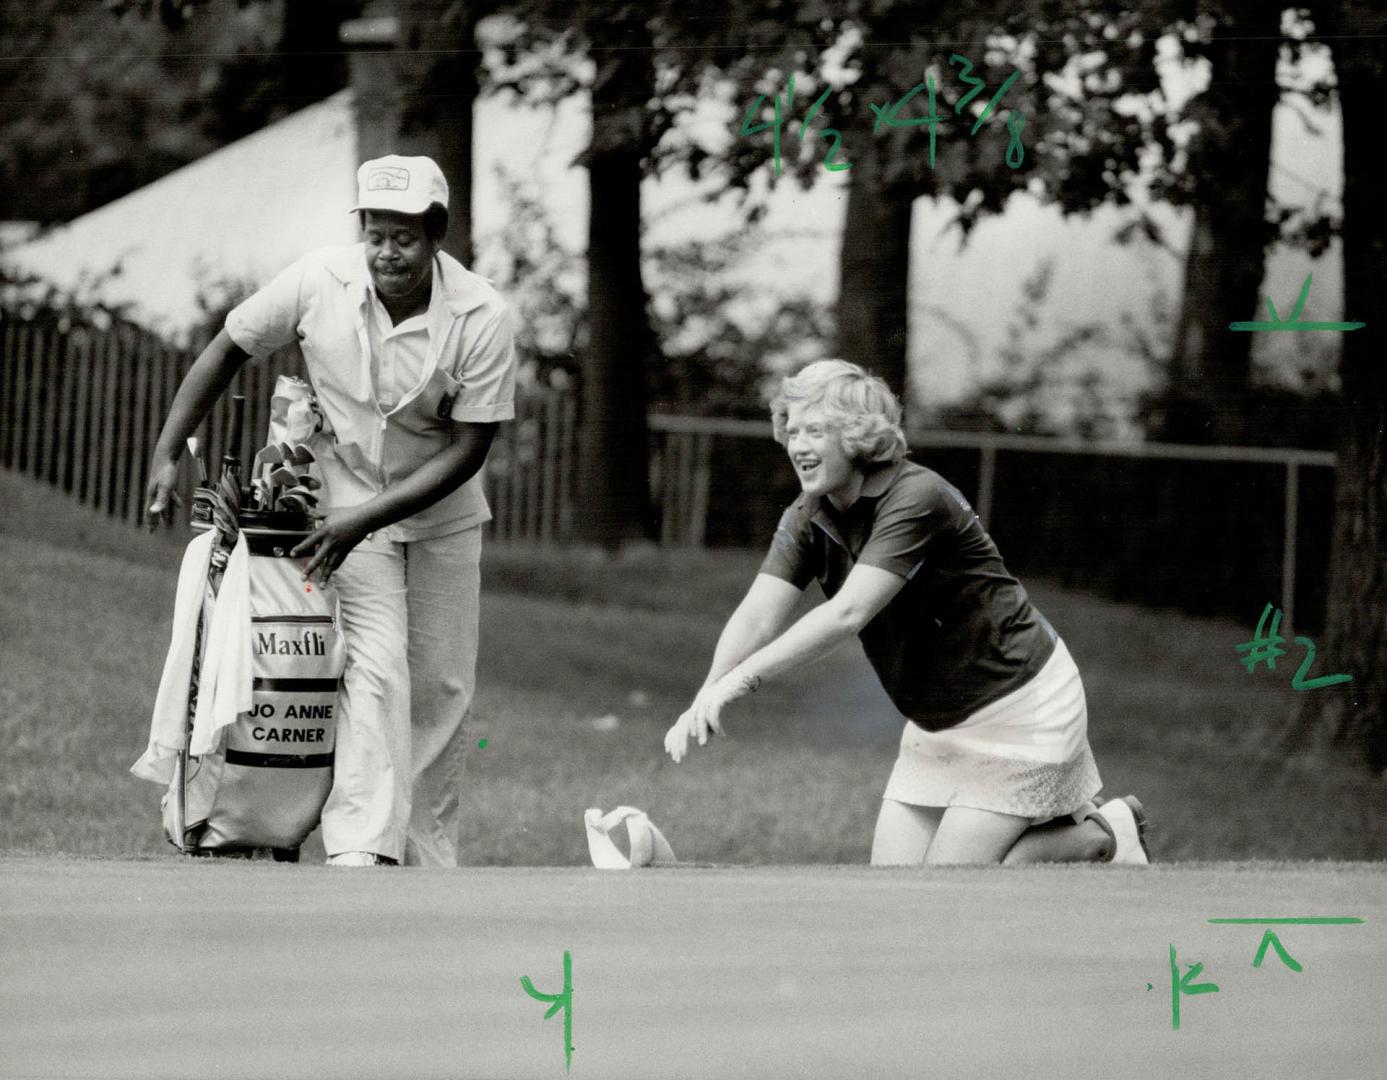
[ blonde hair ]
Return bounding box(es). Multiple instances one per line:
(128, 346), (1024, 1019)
(770, 359), (908, 465)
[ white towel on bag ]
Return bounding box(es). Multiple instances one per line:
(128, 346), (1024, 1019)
(131, 531), (253, 783)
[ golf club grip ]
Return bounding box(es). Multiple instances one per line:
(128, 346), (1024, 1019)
(227, 395), (246, 467)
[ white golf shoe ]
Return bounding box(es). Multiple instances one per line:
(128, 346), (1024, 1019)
(325, 851), (395, 867)
(1095, 795), (1151, 865)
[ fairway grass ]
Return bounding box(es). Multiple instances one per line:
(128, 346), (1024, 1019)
(1, 857), (1384, 1080)
(2, 469), (1385, 865)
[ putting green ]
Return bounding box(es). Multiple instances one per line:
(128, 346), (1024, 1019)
(2, 858), (1383, 1079)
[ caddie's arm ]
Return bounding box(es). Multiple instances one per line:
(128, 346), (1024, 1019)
(291, 420), (498, 583)
(146, 329), (251, 527)
(664, 564), (906, 762)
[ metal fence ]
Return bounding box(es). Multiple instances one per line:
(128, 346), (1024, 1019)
(0, 311), (304, 527)
(0, 307), (1338, 629)
(0, 309), (711, 546)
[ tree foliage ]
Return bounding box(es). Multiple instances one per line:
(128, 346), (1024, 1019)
(0, 0), (351, 223)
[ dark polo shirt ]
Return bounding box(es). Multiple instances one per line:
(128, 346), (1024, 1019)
(759, 460), (1056, 731)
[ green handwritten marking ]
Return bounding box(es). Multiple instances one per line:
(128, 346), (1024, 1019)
(1235, 602), (1286, 673)
(819, 128), (853, 172)
(1005, 111), (1025, 169)
(740, 75), (796, 177)
(799, 86), (832, 139)
(948, 54), (985, 114)
(1229, 274), (1366, 332)
(478, 737), (488, 749)
(1291, 636), (1354, 691)
(1235, 605), (1353, 689)
(1207, 917), (1364, 924)
(868, 76), (941, 168)
(1252, 930), (1303, 972)
(1170, 945), (1220, 1031)
(521, 949), (574, 1072)
(971, 69), (1021, 135)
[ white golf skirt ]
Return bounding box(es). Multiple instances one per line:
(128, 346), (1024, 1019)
(881, 638), (1102, 820)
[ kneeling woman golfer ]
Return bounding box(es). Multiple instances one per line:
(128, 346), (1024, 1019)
(664, 360), (1149, 866)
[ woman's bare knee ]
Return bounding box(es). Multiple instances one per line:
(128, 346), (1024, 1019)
(870, 800), (941, 866)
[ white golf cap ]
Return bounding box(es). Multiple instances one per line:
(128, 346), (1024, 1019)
(349, 154), (449, 216)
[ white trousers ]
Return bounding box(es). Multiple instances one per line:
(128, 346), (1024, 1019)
(320, 526), (482, 866)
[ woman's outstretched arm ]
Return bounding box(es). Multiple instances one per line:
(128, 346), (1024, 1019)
(701, 573), (804, 687)
(665, 564), (906, 761)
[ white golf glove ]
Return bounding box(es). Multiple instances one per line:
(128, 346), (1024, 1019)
(663, 668), (760, 763)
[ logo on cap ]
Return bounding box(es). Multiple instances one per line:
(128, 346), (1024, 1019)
(366, 167), (411, 192)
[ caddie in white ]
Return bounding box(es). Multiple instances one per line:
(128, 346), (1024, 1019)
(146, 154), (517, 867)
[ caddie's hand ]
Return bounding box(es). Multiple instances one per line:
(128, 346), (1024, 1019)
(291, 508), (371, 584)
(145, 458), (182, 530)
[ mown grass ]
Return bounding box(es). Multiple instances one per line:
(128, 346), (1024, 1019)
(2, 471), (1383, 865)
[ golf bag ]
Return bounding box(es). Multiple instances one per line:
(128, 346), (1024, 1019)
(134, 382), (341, 857)
(158, 544), (345, 854)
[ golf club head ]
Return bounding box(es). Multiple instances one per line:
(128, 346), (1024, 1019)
(269, 466), (298, 487)
(294, 474), (322, 491)
(283, 486), (319, 506)
(253, 445), (284, 469)
(289, 444), (315, 465)
(275, 493), (309, 514)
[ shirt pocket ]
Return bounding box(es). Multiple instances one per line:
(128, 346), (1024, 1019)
(412, 366), (464, 430)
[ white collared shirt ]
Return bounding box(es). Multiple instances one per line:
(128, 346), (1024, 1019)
(226, 244), (516, 541)
(366, 290), (429, 412)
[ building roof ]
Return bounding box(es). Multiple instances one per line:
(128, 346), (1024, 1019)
(2, 90), (358, 341)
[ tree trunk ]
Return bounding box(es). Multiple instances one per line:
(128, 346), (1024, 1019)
(346, 1), (482, 266)
(1161, 1), (1281, 445)
(1293, 0), (1387, 773)
(401, 0), (482, 267)
(830, 24), (935, 412)
(574, 15), (654, 545)
(346, 1), (407, 161)
(834, 142), (914, 404)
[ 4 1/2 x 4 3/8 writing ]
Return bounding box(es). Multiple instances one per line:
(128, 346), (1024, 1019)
(739, 55), (1028, 178)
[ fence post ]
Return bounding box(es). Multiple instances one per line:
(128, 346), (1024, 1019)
(53, 327), (78, 491)
(112, 325), (139, 520)
(977, 442), (996, 527)
(490, 412), (509, 542)
(96, 327), (123, 515)
(557, 392), (575, 541)
(40, 325), (66, 486)
(525, 399), (542, 541)
(22, 323), (47, 476)
(1282, 458), (1299, 638)
(688, 430), (712, 548)
(540, 389), (561, 544)
(69, 332), (93, 500)
(123, 335), (147, 522)
(81, 330), (107, 507)
(0, 315), (15, 469)
(660, 430), (684, 546)
(506, 396), (526, 541)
